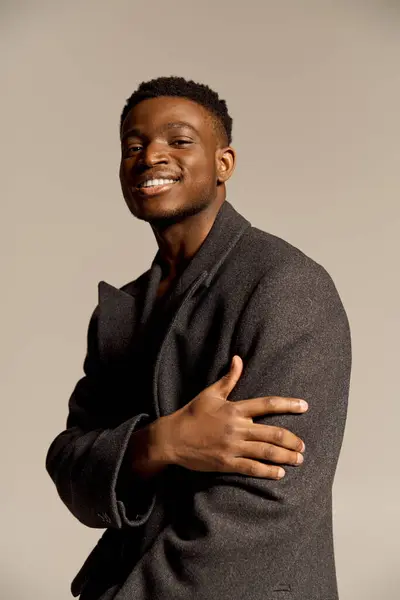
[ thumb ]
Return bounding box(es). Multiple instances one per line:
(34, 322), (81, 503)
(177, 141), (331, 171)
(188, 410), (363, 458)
(217, 355), (243, 398)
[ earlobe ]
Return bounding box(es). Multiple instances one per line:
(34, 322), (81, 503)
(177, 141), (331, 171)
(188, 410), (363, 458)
(217, 163), (229, 184)
(216, 146), (235, 183)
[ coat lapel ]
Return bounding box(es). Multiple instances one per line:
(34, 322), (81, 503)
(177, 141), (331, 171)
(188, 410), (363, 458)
(150, 200), (252, 302)
(97, 252), (163, 365)
(97, 281), (139, 364)
(97, 201), (252, 414)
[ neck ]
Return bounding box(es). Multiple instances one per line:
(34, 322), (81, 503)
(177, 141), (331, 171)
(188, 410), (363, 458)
(152, 196), (225, 281)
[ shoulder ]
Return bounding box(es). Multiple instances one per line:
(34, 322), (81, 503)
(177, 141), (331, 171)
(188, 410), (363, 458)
(234, 228), (351, 349)
(232, 225), (351, 340)
(237, 225), (339, 301)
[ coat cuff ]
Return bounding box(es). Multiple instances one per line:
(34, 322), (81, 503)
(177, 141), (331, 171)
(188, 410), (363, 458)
(80, 413), (156, 529)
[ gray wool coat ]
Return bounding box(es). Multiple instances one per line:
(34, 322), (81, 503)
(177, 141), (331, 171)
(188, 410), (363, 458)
(46, 200), (352, 600)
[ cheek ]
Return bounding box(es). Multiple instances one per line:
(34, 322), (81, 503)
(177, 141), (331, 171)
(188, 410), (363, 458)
(119, 161), (131, 186)
(119, 163), (134, 203)
(186, 155), (216, 188)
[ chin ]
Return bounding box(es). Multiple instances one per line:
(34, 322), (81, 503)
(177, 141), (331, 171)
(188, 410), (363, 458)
(126, 194), (211, 226)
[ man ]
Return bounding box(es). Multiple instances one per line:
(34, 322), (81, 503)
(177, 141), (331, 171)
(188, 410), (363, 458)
(46, 76), (352, 600)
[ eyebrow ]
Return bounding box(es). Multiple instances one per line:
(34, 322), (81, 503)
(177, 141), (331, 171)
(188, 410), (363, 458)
(121, 121), (200, 141)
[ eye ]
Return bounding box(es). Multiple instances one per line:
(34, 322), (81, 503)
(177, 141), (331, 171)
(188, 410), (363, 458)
(171, 139), (192, 146)
(123, 145), (142, 158)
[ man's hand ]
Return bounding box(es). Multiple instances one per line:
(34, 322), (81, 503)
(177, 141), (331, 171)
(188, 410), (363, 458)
(149, 355), (307, 480)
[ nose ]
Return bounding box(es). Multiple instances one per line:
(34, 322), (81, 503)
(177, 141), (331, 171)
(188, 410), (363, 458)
(138, 141), (168, 167)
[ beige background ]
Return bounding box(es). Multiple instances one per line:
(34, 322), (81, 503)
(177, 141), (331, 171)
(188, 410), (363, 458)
(2, 1), (399, 599)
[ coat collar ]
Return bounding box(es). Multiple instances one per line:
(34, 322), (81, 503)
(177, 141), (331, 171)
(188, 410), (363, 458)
(153, 199), (251, 296)
(97, 201), (251, 360)
(100, 200), (250, 301)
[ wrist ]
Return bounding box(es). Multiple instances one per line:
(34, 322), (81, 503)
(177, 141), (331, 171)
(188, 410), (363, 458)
(149, 414), (178, 467)
(128, 420), (168, 480)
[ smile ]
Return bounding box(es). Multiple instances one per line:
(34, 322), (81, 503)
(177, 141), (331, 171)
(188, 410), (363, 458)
(138, 178), (178, 188)
(134, 179), (179, 197)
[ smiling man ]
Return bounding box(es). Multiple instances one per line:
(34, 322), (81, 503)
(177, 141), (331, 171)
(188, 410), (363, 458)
(46, 76), (352, 600)
(119, 86), (236, 294)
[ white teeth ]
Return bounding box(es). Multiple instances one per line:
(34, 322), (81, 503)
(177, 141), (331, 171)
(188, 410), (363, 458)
(140, 178), (177, 188)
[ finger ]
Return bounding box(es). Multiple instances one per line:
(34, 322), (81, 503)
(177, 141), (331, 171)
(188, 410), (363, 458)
(225, 457), (286, 479)
(245, 422), (305, 452)
(235, 396), (308, 418)
(238, 440), (304, 466)
(214, 355), (244, 398)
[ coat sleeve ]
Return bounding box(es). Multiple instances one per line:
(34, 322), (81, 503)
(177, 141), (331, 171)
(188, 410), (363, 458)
(115, 257), (352, 599)
(45, 306), (157, 530)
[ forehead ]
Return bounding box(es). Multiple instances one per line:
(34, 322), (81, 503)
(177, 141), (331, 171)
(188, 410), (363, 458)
(120, 96), (215, 140)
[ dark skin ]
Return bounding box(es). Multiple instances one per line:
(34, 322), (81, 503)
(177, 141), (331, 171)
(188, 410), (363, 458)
(119, 96), (308, 480)
(119, 96), (234, 295)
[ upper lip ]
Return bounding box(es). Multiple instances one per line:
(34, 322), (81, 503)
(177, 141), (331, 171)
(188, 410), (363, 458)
(134, 172), (181, 188)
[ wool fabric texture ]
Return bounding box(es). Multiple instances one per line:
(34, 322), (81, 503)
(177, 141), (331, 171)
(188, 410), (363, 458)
(46, 200), (352, 600)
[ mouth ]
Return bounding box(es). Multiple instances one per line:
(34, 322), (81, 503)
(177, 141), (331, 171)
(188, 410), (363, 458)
(134, 178), (180, 198)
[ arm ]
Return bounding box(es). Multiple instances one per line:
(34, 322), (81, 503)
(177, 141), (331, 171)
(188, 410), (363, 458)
(115, 257), (352, 599)
(45, 306), (166, 529)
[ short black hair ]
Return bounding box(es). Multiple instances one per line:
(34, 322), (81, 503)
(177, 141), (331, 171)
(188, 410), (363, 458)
(120, 75), (233, 146)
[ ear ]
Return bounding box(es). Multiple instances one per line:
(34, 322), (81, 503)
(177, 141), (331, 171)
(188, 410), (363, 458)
(216, 146), (236, 184)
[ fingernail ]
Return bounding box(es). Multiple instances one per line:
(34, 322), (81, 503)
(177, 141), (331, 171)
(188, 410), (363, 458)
(278, 468), (285, 478)
(296, 453), (304, 464)
(299, 400), (308, 410)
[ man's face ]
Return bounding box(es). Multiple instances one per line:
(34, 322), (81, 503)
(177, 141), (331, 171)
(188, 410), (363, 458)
(119, 96), (227, 225)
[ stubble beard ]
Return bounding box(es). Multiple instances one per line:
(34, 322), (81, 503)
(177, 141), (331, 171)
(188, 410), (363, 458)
(131, 188), (217, 229)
